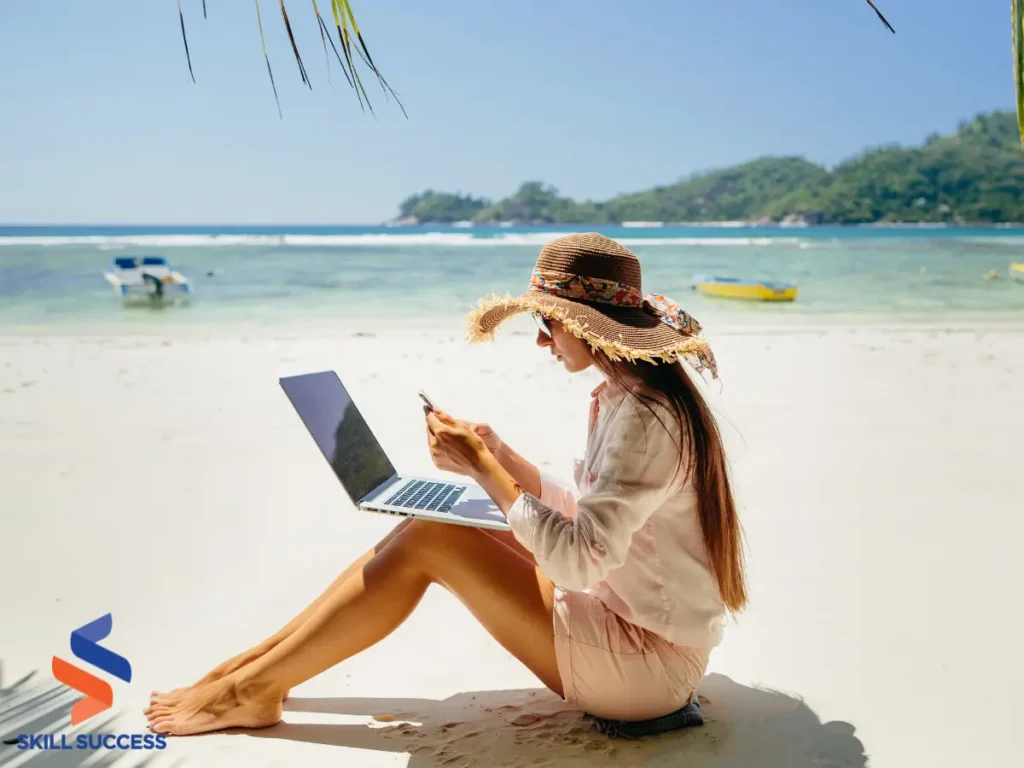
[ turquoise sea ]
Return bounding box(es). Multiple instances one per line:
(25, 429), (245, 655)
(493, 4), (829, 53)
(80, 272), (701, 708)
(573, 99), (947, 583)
(1, 225), (1023, 332)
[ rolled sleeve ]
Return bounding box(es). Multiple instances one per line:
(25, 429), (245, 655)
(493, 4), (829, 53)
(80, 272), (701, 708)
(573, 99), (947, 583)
(538, 470), (579, 518)
(507, 492), (547, 553)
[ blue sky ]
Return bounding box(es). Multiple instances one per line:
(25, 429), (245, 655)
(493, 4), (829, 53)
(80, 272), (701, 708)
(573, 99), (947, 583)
(0, 0), (1016, 224)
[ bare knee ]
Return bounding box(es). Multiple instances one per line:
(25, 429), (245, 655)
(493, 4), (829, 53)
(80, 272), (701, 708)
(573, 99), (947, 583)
(392, 519), (480, 571)
(402, 519), (475, 546)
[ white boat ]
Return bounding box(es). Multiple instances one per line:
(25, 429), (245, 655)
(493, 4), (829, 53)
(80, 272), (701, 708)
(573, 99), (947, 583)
(104, 256), (193, 302)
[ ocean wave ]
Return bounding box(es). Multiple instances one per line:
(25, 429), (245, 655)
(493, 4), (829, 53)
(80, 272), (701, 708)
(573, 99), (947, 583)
(0, 232), (808, 248)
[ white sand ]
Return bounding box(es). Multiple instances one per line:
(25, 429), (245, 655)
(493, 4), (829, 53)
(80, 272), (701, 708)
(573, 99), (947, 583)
(1, 321), (1023, 767)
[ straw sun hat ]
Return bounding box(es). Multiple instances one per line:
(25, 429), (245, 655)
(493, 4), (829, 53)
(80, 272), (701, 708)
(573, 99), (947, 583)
(466, 232), (717, 378)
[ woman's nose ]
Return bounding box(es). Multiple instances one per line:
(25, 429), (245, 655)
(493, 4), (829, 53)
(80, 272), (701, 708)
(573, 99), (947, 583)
(535, 330), (552, 348)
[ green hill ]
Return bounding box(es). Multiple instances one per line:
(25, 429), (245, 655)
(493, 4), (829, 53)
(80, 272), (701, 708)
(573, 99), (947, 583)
(394, 111), (1024, 225)
(396, 190), (490, 224)
(473, 182), (613, 224)
(602, 157), (828, 223)
(759, 112), (1024, 223)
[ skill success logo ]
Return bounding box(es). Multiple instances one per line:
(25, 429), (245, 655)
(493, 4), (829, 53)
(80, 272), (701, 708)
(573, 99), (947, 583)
(6, 614), (167, 752)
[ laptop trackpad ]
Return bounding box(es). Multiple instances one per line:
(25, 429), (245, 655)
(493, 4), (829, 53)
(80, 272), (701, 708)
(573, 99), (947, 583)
(448, 496), (508, 527)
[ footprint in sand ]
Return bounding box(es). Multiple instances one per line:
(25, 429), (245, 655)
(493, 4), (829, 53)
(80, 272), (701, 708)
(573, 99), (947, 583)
(511, 713), (543, 727)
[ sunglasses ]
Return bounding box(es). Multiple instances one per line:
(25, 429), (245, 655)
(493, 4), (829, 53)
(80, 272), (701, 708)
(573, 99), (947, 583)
(532, 312), (552, 337)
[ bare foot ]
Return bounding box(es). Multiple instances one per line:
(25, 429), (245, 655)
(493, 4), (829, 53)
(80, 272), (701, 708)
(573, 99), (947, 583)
(151, 652), (290, 704)
(151, 684), (290, 704)
(145, 678), (282, 737)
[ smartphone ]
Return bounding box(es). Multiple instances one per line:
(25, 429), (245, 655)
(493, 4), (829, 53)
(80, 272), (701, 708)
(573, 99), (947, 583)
(418, 389), (438, 411)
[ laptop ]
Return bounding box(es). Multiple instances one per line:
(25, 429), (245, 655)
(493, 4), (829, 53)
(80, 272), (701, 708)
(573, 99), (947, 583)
(279, 370), (510, 531)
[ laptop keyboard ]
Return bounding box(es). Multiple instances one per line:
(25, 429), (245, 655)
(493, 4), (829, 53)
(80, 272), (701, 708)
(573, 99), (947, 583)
(385, 480), (466, 513)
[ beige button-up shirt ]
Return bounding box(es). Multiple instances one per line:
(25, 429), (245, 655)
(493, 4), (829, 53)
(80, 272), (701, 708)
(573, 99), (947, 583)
(506, 381), (727, 650)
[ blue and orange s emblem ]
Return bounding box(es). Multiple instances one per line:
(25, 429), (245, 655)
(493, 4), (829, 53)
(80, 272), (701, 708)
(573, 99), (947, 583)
(52, 614), (132, 725)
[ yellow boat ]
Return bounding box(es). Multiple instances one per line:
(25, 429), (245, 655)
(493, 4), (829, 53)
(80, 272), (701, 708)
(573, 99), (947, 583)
(1011, 263), (1024, 282)
(692, 275), (799, 302)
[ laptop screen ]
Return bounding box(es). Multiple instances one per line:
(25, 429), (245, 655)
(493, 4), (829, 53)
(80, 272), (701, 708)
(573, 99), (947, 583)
(279, 371), (397, 504)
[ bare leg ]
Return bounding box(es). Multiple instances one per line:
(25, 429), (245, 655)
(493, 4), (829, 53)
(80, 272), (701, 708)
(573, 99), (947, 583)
(483, 528), (536, 565)
(146, 520), (559, 736)
(158, 518), (415, 701)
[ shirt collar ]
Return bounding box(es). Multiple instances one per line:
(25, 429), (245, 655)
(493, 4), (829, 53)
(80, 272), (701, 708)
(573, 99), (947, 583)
(591, 380), (626, 406)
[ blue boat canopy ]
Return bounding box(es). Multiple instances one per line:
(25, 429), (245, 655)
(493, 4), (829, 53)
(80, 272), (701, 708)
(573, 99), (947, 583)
(112, 256), (170, 269)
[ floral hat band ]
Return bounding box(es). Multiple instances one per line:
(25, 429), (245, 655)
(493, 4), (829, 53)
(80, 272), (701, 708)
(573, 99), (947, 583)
(530, 269), (702, 335)
(528, 268), (718, 378)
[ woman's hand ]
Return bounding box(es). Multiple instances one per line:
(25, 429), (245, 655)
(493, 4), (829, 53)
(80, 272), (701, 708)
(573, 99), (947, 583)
(425, 410), (493, 478)
(470, 422), (502, 456)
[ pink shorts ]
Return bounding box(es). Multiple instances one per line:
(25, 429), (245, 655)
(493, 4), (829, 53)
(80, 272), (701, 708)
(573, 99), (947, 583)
(552, 587), (708, 721)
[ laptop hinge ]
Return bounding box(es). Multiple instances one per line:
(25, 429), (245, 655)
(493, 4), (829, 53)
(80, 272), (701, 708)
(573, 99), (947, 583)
(358, 474), (403, 506)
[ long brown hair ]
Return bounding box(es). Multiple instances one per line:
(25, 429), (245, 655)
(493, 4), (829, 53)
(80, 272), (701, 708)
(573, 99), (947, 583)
(592, 354), (748, 613)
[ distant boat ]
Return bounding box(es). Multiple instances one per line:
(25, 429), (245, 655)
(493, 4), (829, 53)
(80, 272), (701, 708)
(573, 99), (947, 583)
(1011, 263), (1024, 282)
(104, 256), (193, 302)
(692, 275), (799, 302)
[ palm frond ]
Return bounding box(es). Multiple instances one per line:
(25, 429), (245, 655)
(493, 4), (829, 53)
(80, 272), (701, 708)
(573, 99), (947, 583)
(179, 1), (196, 83)
(314, 0), (356, 89)
(329, 0), (364, 110)
(864, 1), (895, 34)
(255, 0), (283, 119)
(174, 0), (402, 118)
(1014, 0), (1023, 150)
(280, 1), (312, 89)
(313, 1), (356, 89)
(312, 0), (332, 85)
(336, 0), (374, 114)
(342, 0), (407, 117)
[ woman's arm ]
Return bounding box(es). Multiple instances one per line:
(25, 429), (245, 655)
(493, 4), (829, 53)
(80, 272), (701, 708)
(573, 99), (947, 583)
(479, 427), (578, 518)
(492, 441), (542, 499)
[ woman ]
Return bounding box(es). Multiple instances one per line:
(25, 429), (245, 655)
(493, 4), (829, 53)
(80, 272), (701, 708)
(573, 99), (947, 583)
(144, 232), (746, 736)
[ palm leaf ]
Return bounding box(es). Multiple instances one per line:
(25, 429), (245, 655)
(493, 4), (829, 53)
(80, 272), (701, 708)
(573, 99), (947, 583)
(312, 0), (332, 84)
(864, 1), (895, 34)
(280, 1), (312, 89)
(1014, 0), (1024, 150)
(342, 0), (407, 117)
(178, 0), (196, 83)
(329, 0), (363, 110)
(203, 0), (207, 20)
(254, 0), (283, 119)
(335, 0), (374, 113)
(312, 0), (355, 89)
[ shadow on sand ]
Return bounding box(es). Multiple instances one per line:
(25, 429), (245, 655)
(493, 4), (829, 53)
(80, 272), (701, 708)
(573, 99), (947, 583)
(249, 673), (866, 767)
(0, 667), (167, 768)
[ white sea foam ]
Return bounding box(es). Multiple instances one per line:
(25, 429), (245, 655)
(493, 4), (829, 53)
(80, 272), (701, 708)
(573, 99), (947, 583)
(0, 232), (808, 248)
